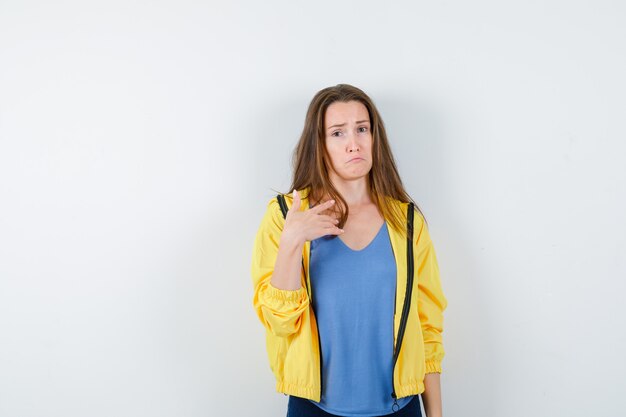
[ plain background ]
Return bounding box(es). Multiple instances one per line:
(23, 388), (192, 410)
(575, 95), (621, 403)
(1, 1), (625, 416)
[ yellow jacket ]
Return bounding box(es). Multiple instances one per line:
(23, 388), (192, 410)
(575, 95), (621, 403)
(251, 188), (447, 402)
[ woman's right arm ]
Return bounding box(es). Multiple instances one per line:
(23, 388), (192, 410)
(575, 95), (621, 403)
(270, 235), (305, 290)
(251, 190), (341, 337)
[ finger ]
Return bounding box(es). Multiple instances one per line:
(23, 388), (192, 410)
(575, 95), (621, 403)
(320, 220), (343, 230)
(314, 225), (343, 240)
(310, 199), (335, 213)
(322, 225), (343, 234)
(290, 189), (301, 211)
(317, 214), (339, 224)
(327, 226), (344, 235)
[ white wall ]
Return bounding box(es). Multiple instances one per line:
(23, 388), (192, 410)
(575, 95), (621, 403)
(1, 1), (624, 416)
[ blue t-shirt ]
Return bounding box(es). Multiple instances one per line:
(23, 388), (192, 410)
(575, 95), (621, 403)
(307, 221), (414, 416)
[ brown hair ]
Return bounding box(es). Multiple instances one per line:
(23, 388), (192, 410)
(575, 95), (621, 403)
(282, 83), (426, 235)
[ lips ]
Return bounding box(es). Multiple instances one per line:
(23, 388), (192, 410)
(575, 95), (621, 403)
(347, 157), (364, 163)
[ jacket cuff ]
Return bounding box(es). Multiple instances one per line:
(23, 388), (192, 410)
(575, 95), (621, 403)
(425, 360), (442, 373)
(267, 282), (307, 301)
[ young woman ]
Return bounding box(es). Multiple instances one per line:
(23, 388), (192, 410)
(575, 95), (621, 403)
(251, 84), (448, 417)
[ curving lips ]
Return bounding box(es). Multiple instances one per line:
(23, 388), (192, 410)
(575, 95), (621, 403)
(347, 157), (364, 163)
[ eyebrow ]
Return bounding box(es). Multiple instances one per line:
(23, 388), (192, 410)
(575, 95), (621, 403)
(326, 120), (370, 130)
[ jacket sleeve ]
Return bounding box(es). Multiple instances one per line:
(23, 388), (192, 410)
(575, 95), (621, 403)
(414, 211), (448, 373)
(251, 197), (310, 337)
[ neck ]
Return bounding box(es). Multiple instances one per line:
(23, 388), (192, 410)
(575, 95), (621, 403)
(328, 173), (372, 207)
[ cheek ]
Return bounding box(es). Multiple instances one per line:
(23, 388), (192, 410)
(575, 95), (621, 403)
(363, 136), (373, 153)
(325, 142), (340, 157)
(324, 143), (339, 167)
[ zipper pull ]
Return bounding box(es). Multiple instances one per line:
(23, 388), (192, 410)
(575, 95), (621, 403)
(391, 392), (399, 412)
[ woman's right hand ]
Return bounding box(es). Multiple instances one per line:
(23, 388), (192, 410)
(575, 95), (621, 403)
(280, 189), (344, 247)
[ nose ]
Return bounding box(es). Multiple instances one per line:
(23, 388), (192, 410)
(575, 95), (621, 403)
(347, 135), (360, 152)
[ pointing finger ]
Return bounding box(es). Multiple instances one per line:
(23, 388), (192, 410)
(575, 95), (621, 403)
(311, 199), (335, 213)
(291, 189), (301, 211)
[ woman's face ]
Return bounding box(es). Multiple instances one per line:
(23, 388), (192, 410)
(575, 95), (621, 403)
(323, 100), (373, 184)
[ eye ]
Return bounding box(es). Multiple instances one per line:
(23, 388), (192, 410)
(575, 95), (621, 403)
(331, 130), (343, 137)
(358, 126), (369, 133)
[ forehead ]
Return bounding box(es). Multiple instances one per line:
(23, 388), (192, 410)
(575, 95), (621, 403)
(324, 100), (370, 125)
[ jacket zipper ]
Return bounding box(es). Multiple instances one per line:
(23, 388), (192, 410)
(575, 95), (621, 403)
(307, 265), (323, 400)
(390, 203), (415, 411)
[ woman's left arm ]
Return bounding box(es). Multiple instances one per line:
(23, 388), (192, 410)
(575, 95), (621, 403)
(413, 209), (448, 417)
(422, 373), (442, 417)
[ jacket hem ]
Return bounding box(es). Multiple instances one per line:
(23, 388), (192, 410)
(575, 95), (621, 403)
(394, 380), (426, 398)
(275, 380), (427, 402)
(276, 381), (320, 402)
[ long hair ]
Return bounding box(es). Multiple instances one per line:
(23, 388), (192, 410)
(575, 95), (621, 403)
(284, 83), (426, 235)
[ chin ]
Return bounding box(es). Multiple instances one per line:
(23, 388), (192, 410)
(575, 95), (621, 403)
(342, 171), (371, 181)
